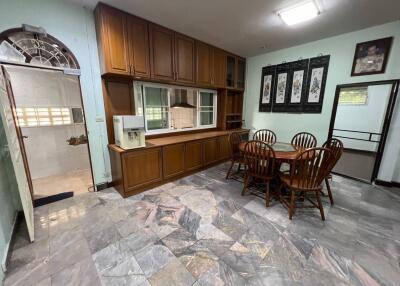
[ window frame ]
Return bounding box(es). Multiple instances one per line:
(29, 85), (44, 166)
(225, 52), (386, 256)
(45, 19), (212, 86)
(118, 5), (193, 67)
(137, 82), (218, 135)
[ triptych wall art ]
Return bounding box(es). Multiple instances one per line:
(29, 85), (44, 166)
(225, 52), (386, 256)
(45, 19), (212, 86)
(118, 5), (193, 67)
(259, 55), (330, 113)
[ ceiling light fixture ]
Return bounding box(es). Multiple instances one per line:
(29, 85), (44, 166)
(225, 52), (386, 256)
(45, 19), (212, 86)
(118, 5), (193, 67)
(278, 0), (320, 26)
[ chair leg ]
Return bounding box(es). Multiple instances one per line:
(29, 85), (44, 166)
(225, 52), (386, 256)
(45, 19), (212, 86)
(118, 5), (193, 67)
(277, 183), (284, 202)
(289, 190), (296, 220)
(325, 178), (334, 205)
(316, 190), (325, 221)
(242, 174), (249, 196)
(225, 160), (234, 179)
(265, 181), (270, 207)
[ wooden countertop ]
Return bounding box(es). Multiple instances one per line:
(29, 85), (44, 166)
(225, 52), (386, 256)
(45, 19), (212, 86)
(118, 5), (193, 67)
(109, 129), (249, 153)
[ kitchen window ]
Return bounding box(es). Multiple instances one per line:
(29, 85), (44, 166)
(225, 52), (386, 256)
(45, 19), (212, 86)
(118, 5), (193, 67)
(136, 82), (217, 134)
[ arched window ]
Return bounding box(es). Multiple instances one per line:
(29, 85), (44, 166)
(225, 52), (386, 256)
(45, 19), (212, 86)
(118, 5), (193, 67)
(0, 27), (79, 69)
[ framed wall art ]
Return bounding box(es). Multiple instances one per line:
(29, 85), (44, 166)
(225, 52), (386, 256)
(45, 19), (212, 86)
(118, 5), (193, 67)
(286, 59), (309, 112)
(259, 65), (276, 112)
(272, 62), (291, 112)
(304, 55), (330, 113)
(351, 37), (393, 76)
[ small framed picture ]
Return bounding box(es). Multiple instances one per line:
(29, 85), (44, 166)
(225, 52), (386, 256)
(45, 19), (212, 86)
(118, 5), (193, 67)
(351, 37), (393, 76)
(259, 65), (276, 112)
(286, 59), (309, 112)
(304, 55), (330, 113)
(272, 62), (291, 112)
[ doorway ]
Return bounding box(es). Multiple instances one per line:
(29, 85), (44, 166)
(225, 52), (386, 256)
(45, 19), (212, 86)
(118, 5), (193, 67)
(2, 64), (94, 203)
(329, 80), (399, 182)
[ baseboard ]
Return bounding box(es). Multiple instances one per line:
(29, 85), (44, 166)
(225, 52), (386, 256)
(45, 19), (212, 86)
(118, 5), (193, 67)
(2, 211), (21, 272)
(375, 179), (400, 188)
(96, 182), (110, 191)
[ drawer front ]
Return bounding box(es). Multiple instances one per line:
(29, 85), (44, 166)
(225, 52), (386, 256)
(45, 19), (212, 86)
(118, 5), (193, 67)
(185, 141), (203, 171)
(163, 143), (185, 179)
(123, 148), (162, 190)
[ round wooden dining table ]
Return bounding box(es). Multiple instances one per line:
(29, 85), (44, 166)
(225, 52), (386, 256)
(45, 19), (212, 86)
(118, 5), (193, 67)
(238, 141), (305, 163)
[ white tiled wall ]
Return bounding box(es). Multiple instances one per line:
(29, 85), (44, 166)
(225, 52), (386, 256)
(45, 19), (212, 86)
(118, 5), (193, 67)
(21, 125), (90, 179)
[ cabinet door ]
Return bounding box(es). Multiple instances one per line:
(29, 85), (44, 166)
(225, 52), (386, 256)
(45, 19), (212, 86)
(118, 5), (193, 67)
(97, 4), (130, 75)
(185, 141), (203, 171)
(150, 24), (175, 81)
(203, 138), (218, 166)
(123, 148), (162, 191)
(128, 16), (150, 78)
(163, 144), (185, 179)
(226, 55), (236, 88)
(196, 42), (213, 86)
(217, 136), (230, 161)
(175, 34), (195, 84)
(213, 48), (227, 88)
(236, 58), (246, 90)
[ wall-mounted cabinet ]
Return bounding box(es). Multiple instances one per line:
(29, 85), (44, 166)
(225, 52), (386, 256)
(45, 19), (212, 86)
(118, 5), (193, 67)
(95, 3), (244, 90)
(95, 4), (150, 77)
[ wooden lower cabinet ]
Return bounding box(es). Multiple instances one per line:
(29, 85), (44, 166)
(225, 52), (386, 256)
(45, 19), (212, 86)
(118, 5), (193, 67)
(203, 138), (219, 166)
(185, 140), (203, 171)
(122, 148), (162, 193)
(217, 135), (230, 160)
(109, 130), (249, 198)
(163, 143), (185, 179)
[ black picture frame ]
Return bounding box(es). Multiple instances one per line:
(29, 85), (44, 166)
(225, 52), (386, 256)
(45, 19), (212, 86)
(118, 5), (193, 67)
(272, 62), (291, 112)
(303, 55), (330, 113)
(259, 65), (276, 112)
(286, 59), (309, 113)
(351, 37), (393, 77)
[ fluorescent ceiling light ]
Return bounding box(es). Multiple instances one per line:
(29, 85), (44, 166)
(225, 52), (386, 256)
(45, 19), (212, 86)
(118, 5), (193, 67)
(278, 1), (320, 26)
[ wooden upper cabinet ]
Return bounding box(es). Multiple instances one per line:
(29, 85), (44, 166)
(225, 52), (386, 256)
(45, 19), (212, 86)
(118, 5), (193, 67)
(236, 58), (246, 90)
(213, 48), (227, 88)
(96, 4), (130, 75)
(128, 16), (150, 78)
(196, 42), (213, 86)
(150, 24), (175, 81)
(175, 34), (195, 84)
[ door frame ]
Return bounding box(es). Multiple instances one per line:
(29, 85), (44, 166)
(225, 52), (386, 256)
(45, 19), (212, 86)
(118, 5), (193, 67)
(0, 61), (96, 202)
(328, 79), (400, 182)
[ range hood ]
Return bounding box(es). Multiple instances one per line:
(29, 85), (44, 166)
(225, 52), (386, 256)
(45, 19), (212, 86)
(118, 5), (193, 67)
(171, 90), (196, 108)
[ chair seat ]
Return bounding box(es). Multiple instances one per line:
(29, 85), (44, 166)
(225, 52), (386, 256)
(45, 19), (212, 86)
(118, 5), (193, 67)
(279, 174), (321, 191)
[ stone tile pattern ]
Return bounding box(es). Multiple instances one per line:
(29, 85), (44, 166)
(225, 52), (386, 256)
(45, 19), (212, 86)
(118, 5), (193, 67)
(4, 162), (400, 286)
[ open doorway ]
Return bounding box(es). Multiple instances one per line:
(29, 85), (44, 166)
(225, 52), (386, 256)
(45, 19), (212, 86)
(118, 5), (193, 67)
(0, 27), (94, 207)
(329, 80), (399, 183)
(2, 65), (94, 203)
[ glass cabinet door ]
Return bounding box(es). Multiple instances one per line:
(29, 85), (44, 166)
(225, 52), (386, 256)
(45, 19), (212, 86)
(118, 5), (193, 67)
(144, 86), (169, 131)
(226, 55), (235, 88)
(237, 59), (245, 89)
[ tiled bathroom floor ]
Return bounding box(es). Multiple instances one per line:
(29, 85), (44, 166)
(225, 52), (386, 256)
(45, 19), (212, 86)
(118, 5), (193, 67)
(4, 163), (400, 286)
(32, 169), (93, 199)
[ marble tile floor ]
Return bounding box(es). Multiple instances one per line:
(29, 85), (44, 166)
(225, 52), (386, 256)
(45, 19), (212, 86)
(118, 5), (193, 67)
(4, 162), (400, 286)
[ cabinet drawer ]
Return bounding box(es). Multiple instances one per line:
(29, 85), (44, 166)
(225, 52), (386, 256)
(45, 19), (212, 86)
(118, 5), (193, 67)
(122, 148), (162, 191)
(163, 143), (185, 179)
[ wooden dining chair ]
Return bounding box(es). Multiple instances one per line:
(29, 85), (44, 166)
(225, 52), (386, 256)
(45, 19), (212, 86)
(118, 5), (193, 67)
(242, 140), (276, 207)
(253, 129), (277, 144)
(322, 138), (344, 205)
(291, 132), (317, 150)
(226, 132), (245, 179)
(278, 147), (333, 220)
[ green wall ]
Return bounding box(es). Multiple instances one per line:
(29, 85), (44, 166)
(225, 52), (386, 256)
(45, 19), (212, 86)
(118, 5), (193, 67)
(0, 116), (21, 284)
(0, 0), (111, 185)
(244, 21), (400, 181)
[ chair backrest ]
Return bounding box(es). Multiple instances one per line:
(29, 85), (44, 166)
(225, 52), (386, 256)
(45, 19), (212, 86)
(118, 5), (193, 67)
(253, 129), (277, 144)
(322, 138), (343, 166)
(244, 140), (276, 178)
(290, 147), (333, 190)
(228, 132), (242, 159)
(291, 132), (317, 150)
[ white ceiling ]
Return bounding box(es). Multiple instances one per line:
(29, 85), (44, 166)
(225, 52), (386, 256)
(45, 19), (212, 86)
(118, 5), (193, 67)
(68, 0), (400, 57)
